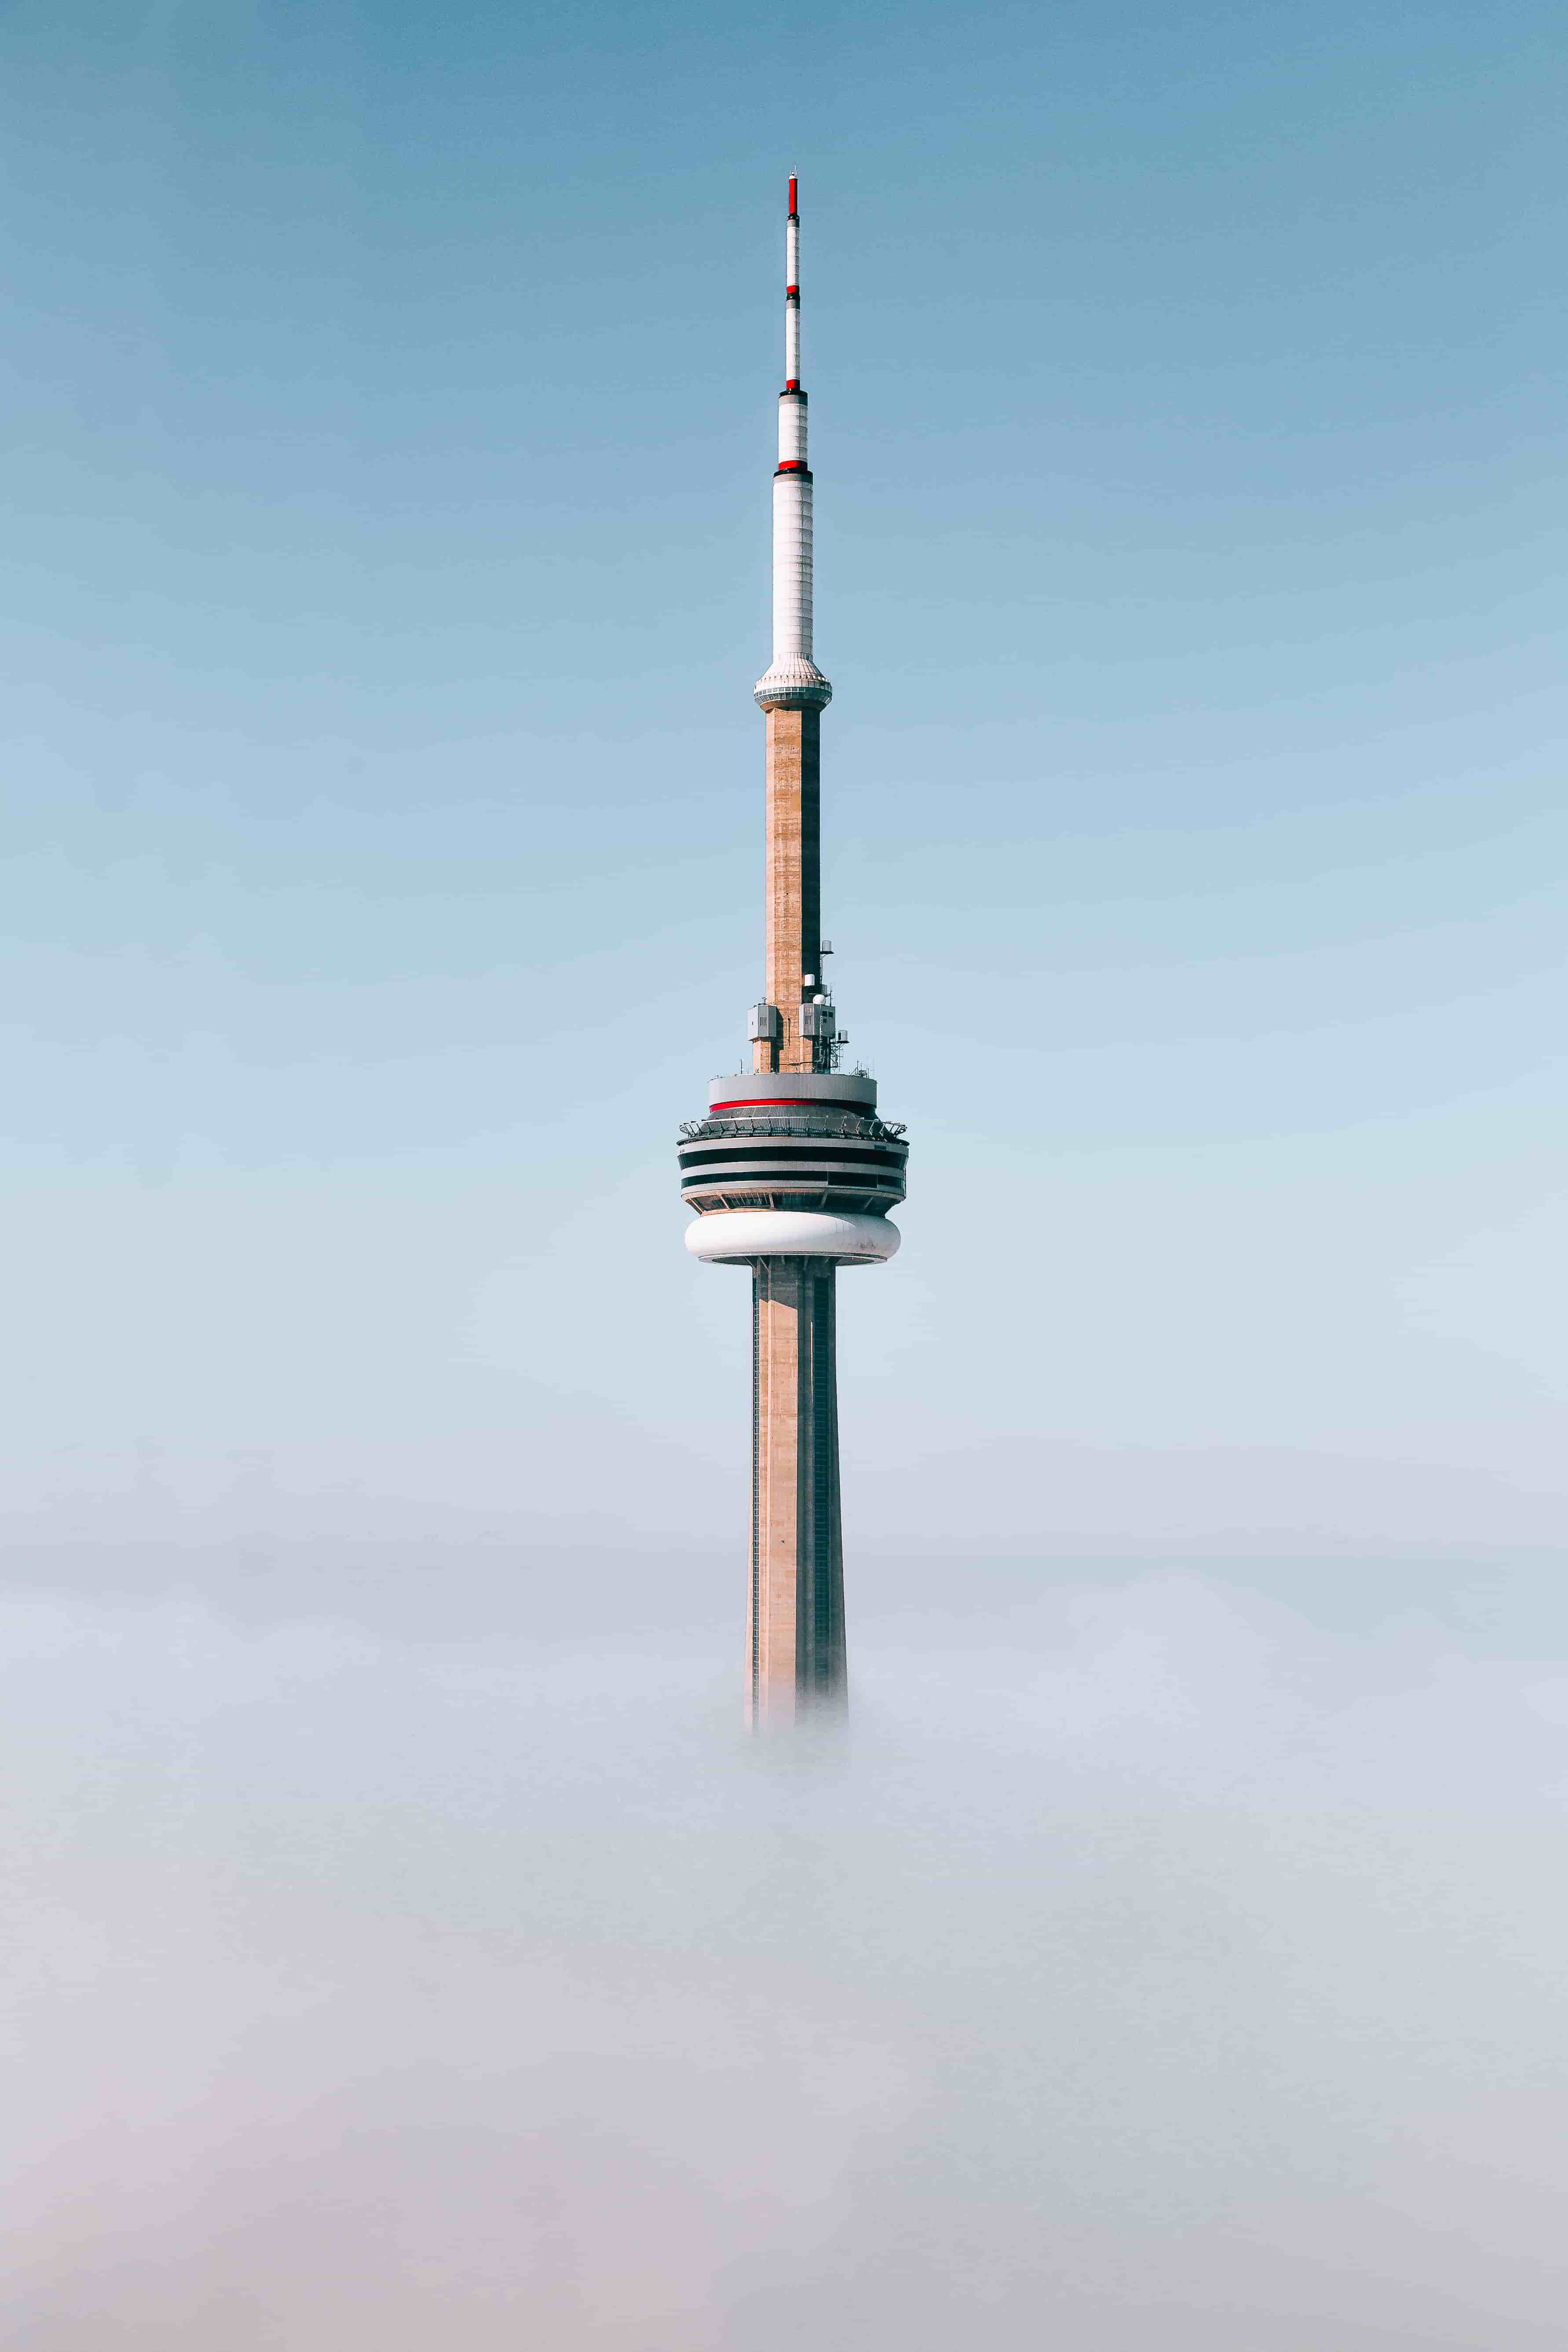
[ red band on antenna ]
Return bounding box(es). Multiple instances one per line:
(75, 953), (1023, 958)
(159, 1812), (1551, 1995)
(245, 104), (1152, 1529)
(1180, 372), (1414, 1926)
(788, 176), (797, 215)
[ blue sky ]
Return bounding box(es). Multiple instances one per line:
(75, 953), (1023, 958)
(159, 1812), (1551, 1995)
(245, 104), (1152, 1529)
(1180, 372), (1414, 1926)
(8, 11), (1568, 2338)
(2, 0), (1563, 1569)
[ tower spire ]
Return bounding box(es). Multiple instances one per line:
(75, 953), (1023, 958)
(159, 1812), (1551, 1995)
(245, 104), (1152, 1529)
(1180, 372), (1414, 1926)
(755, 174), (830, 714)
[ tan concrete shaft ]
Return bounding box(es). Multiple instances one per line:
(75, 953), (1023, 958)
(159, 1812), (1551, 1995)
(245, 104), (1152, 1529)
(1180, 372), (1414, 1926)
(749, 1256), (845, 1724)
(753, 705), (821, 1075)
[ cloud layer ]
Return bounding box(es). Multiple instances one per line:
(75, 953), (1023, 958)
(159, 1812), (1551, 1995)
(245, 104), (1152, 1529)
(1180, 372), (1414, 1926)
(6, 1558), (1568, 2347)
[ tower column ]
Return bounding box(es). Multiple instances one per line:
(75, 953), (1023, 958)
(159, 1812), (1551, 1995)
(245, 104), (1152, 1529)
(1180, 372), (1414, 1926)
(757, 706), (821, 1075)
(749, 1255), (845, 1724)
(679, 172), (906, 1732)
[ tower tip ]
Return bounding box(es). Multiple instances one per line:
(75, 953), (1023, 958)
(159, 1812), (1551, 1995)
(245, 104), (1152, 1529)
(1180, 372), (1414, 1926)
(788, 173), (798, 217)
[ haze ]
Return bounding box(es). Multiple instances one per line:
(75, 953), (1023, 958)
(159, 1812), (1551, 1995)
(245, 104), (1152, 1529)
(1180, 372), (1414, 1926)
(1, 0), (1564, 2341)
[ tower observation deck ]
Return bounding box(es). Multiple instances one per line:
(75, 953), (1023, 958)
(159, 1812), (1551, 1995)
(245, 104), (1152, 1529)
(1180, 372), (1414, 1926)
(678, 178), (908, 1726)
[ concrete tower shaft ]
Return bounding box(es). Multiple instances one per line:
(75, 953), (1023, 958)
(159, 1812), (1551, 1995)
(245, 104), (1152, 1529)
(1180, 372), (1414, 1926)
(760, 705), (820, 1074)
(750, 1257), (845, 1718)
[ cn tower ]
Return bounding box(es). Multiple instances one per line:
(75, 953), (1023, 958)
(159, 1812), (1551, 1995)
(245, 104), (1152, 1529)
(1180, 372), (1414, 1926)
(679, 177), (909, 1726)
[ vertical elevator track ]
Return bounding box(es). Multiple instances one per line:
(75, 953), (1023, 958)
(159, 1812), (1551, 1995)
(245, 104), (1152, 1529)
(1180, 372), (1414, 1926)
(809, 1268), (837, 1691)
(750, 1269), (761, 1719)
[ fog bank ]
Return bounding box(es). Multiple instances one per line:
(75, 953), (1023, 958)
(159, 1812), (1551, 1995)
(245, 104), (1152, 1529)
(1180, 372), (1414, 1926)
(6, 1557), (1567, 2346)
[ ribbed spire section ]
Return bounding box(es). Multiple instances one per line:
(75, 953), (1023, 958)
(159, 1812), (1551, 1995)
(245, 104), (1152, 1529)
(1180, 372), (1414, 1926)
(755, 172), (831, 713)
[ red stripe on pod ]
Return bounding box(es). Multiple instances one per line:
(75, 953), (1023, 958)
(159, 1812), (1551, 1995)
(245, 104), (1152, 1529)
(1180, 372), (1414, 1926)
(711, 1097), (830, 1112)
(775, 461), (806, 473)
(783, 380), (800, 391)
(786, 285), (799, 296)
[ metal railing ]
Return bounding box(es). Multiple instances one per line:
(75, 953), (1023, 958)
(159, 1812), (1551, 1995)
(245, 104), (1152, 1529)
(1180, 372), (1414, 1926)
(679, 1115), (906, 1144)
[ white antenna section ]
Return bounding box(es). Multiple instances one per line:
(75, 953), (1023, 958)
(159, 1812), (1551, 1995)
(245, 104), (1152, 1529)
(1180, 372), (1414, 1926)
(755, 173), (831, 712)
